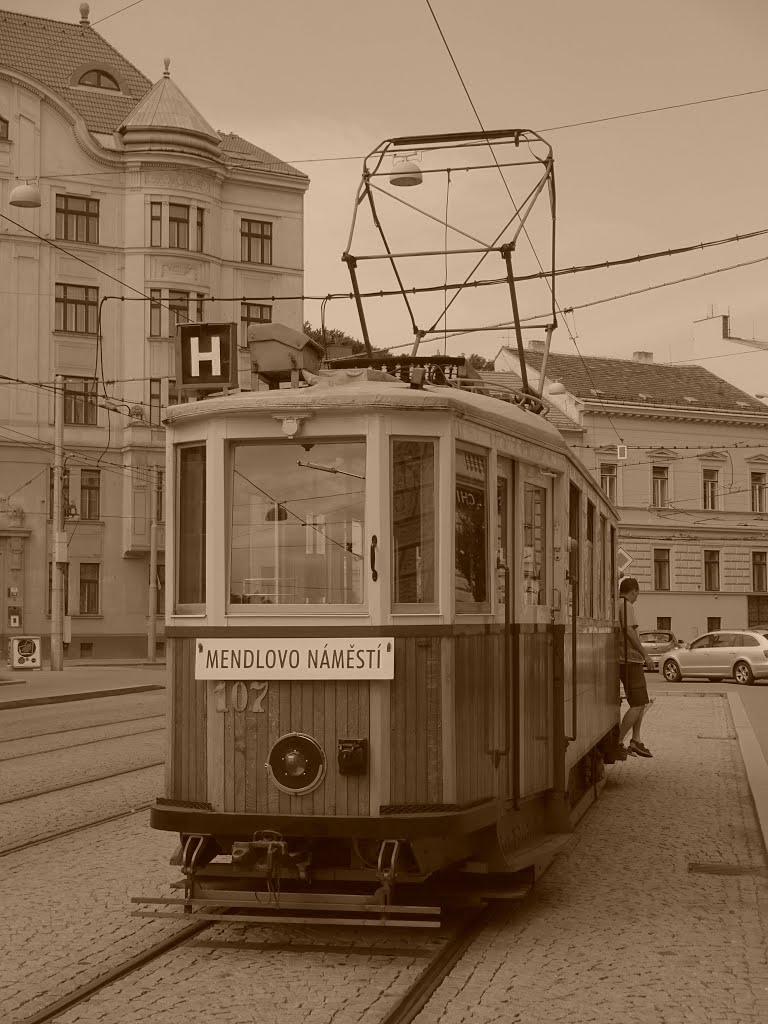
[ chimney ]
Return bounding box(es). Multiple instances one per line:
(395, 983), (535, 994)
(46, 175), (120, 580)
(527, 339), (546, 353)
(632, 351), (653, 363)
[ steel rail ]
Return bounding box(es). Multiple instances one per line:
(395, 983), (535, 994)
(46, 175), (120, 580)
(0, 712), (164, 743)
(0, 760), (163, 806)
(0, 725), (164, 762)
(0, 803), (153, 858)
(376, 905), (494, 1024)
(14, 920), (211, 1024)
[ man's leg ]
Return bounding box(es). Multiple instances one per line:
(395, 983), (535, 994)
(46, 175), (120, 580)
(630, 703), (648, 742)
(619, 705), (643, 744)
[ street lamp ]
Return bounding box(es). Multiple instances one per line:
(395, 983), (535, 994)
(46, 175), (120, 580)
(9, 178), (42, 208)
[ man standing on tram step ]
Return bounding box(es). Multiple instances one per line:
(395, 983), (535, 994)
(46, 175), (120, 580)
(617, 576), (655, 758)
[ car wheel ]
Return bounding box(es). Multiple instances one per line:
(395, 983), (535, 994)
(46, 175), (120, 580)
(662, 660), (681, 682)
(734, 661), (754, 685)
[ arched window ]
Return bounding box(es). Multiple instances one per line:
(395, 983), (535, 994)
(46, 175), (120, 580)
(0, 116), (8, 141)
(78, 70), (120, 91)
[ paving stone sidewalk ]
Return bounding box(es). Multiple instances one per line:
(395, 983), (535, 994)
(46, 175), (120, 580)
(418, 693), (768, 1024)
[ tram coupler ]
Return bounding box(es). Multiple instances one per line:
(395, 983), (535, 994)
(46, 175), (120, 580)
(375, 839), (401, 905)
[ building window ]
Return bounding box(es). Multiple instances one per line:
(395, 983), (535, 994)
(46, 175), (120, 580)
(194, 293), (205, 322)
(49, 467), (70, 518)
(0, 115), (8, 140)
(753, 552), (767, 592)
(652, 465), (669, 508)
(657, 616), (671, 631)
(56, 195), (99, 244)
(150, 203), (162, 247)
(707, 616), (721, 632)
(653, 548), (670, 591)
(63, 377), (98, 426)
(703, 468), (719, 510)
(241, 219), (272, 264)
(79, 69), (119, 90)
(149, 378), (162, 426)
(149, 289), (162, 337)
(55, 284), (98, 334)
(600, 463), (617, 503)
(80, 469), (100, 520)
(196, 208), (204, 252)
(79, 563), (100, 614)
(704, 550), (720, 592)
(47, 562), (70, 615)
(169, 204), (189, 249)
(156, 469), (165, 523)
(752, 472), (767, 513)
(240, 302), (272, 343)
(168, 290), (189, 335)
(156, 564), (166, 608)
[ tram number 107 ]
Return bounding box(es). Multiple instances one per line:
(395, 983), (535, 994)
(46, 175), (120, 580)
(212, 680), (269, 714)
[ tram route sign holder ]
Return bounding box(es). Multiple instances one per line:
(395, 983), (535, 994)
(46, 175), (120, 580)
(175, 322), (238, 394)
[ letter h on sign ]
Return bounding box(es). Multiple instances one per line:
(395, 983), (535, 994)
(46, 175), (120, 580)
(176, 322), (238, 394)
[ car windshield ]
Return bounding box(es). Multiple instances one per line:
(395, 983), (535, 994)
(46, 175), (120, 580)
(640, 632), (673, 643)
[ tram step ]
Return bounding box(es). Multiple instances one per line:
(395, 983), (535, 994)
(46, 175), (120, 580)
(130, 893), (442, 928)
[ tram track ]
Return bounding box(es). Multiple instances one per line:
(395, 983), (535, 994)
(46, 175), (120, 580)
(0, 723), (165, 762)
(0, 760), (164, 807)
(0, 802), (154, 858)
(12, 901), (497, 1024)
(0, 712), (164, 744)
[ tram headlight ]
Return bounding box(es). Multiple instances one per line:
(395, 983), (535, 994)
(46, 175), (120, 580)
(266, 733), (326, 795)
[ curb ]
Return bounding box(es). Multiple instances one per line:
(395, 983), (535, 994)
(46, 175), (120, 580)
(728, 691), (768, 857)
(0, 683), (166, 711)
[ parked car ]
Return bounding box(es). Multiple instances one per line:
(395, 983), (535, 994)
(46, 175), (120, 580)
(638, 630), (681, 671)
(660, 629), (768, 684)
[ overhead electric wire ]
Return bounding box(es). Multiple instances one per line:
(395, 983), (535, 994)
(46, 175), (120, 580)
(286, 85), (768, 164)
(91, 0), (148, 27)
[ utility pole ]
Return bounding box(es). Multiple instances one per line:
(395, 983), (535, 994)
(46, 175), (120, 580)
(147, 464), (158, 662)
(51, 374), (65, 671)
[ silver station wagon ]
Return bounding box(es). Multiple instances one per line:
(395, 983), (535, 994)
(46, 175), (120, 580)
(661, 629), (768, 685)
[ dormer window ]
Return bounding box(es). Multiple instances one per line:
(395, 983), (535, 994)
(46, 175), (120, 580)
(0, 116), (8, 140)
(79, 70), (120, 91)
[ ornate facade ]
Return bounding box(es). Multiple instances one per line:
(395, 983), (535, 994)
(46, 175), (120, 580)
(0, 5), (308, 658)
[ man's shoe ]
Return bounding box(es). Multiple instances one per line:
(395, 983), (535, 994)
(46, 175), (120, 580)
(614, 744), (629, 761)
(630, 739), (653, 758)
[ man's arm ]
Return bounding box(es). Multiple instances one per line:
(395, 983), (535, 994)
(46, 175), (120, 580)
(629, 626), (654, 670)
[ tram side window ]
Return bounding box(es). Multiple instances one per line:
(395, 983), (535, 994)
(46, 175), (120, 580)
(176, 445), (206, 608)
(523, 483), (547, 606)
(229, 440), (365, 606)
(455, 446), (489, 613)
(392, 439), (436, 605)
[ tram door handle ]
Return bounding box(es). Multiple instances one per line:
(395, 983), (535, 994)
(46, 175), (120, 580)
(370, 535), (378, 582)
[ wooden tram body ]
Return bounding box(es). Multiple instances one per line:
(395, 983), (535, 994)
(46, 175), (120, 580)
(144, 355), (620, 921)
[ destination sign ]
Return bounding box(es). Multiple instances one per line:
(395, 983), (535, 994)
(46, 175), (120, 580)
(195, 637), (395, 680)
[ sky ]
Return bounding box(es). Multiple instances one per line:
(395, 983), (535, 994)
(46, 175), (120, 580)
(6, 0), (768, 393)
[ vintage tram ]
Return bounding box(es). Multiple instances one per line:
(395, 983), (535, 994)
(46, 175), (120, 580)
(134, 335), (621, 927)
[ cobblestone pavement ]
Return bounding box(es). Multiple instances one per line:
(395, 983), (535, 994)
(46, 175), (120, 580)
(8, 694), (768, 1024)
(1, 813), (186, 1023)
(0, 764), (163, 852)
(0, 691), (165, 741)
(0, 715), (164, 761)
(415, 694), (768, 1024)
(0, 730), (164, 802)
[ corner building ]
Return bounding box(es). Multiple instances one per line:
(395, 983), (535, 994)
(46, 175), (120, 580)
(0, 4), (308, 658)
(490, 344), (768, 641)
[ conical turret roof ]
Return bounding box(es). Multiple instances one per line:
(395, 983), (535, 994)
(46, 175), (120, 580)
(118, 59), (221, 157)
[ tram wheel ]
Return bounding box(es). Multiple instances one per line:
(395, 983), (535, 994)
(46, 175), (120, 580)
(733, 661), (754, 686)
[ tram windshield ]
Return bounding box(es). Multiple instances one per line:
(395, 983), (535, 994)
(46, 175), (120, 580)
(229, 441), (365, 606)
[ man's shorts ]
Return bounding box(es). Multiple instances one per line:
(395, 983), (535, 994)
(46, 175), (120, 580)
(619, 662), (649, 707)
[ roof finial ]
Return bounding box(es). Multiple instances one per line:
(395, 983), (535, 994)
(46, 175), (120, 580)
(79, 3), (90, 25)
(163, 57), (171, 78)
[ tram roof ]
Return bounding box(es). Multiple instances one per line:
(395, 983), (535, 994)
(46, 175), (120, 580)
(167, 374), (574, 456)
